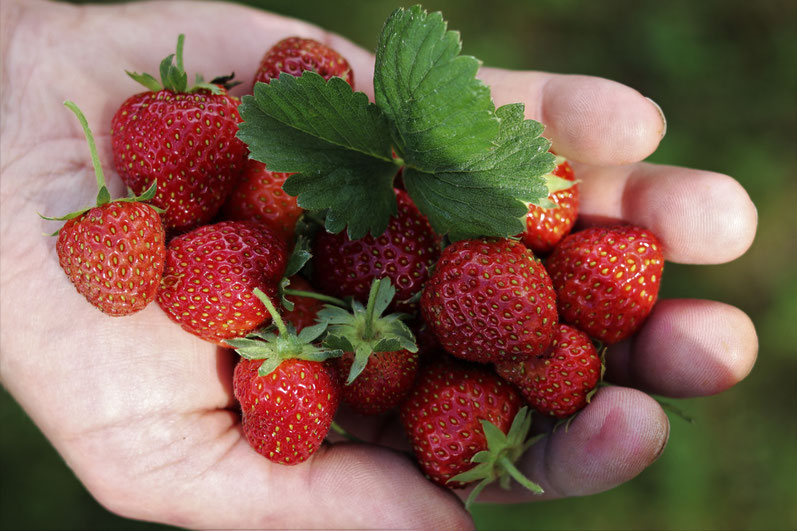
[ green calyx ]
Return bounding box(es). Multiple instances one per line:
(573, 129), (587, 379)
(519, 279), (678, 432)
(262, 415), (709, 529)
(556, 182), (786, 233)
(126, 34), (225, 95)
(449, 406), (545, 509)
(39, 101), (161, 235)
(317, 278), (417, 385)
(225, 288), (343, 376)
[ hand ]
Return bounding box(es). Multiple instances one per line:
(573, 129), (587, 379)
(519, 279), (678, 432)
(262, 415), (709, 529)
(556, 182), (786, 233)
(0, 0), (757, 528)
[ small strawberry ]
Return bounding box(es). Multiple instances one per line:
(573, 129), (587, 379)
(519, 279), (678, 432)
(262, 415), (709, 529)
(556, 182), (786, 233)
(522, 156), (579, 255)
(312, 189), (439, 312)
(320, 278), (419, 416)
(228, 289), (342, 465)
(253, 36), (354, 88)
(421, 238), (558, 364)
(156, 220), (287, 345)
(546, 224), (664, 344)
(44, 101), (166, 316)
(400, 359), (544, 507)
(496, 324), (601, 418)
(111, 35), (248, 233)
(221, 160), (301, 243)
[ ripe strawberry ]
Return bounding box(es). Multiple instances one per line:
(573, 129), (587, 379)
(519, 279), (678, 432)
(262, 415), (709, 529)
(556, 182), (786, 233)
(45, 101), (165, 316)
(254, 36), (354, 88)
(221, 160), (301, 243)
(229, 289), (342, 465)
(280, 276), (324, 332)
(522, 156), (579, 255)
(312, 189), (439, 312)
(156, 220), (287, 345)
(421, 238), (558, 364)
(496, 324), (601, 418)
(546, 224), (664, 344)
(400, 359), (543, 506)
(320, 278), (419, 415)
(111, 35), (248, 233)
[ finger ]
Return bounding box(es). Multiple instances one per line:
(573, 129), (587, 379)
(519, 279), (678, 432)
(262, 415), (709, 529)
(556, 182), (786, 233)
(79, 425), (473, 530)
(605, 299), (758, 398)
(573, 162), (758, 264)
(478, 68), (667, 165)
(479, 386), (669, 501)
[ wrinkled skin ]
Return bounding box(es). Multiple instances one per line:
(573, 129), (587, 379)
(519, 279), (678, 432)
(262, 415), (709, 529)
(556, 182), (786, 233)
(0, 1), (758, 529)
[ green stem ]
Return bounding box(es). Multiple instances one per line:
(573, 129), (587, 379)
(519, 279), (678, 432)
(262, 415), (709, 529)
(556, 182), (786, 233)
(63, 101), (109, 205)
(363, 280), (381, 339)
(498, 455), (544, 494)
(253, 288), (289, 337)
(283, 289), (347, 308)
(329, 421), (365, 443)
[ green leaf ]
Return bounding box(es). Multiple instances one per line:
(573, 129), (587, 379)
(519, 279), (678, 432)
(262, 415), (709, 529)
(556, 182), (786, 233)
(403, 104), (555, 239)
(237, 73), (398, 239)
(374, 5), (499, 170)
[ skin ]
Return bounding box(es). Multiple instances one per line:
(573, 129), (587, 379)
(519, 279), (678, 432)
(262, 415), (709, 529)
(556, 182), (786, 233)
(0, 0), (758, 528)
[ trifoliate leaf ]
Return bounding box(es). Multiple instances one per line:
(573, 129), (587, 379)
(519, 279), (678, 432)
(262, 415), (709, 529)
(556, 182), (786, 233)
(374, 5), (499, 170)
(237, 72), (398, 239)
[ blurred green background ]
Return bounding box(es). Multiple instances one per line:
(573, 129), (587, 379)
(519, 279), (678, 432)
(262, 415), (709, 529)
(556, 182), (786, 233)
(2, 0), (795, 529)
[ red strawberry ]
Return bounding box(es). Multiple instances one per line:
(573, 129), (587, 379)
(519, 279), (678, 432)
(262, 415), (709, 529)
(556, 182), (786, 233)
(400, 359), (543, 506)
(156, 220), (287, 345)
(254, 36), (354, 88)
(319, 278), (419, 415)
(496, 324), (601, 418)
(280, 276), (324, 332)
(221, 160), (301, 243)
(546, 224), (664, 344)
(111, 35), (248, 233)
(312, 188), (439, 312)
(421, 238), (558, 364)
(46, 101), (166, 316)
(229, 290), (342, 465)
(522, 157), (579, 255)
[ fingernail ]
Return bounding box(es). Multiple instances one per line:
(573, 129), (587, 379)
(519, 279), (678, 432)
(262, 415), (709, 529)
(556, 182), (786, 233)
(645, 97), (667, 139)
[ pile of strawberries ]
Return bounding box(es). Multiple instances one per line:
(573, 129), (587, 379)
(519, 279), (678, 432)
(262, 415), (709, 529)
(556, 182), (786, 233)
(47, 35), (664, 504)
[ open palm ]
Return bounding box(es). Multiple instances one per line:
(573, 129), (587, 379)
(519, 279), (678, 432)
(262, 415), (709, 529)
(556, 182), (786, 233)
(0, 1), (757, 529)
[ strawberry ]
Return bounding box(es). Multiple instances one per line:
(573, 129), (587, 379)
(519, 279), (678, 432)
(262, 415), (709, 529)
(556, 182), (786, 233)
(496, 324), (601, 418)
(522, 156), (579, 255)
(420, 238), (558, 364)
(111, 35), (248, 233)
(44, 101), (165, 316)
(319, 278), (419, 415)
(400, 359), (544, 506)
(228, 289), (342, 465)
(312, 189), (439, 312)
(254, 36), (354, 88)
(546, 224), (664, 344)
(156, 220), (287, 345)
(221, 160), (301, 243)
(280, 276), (324, 332)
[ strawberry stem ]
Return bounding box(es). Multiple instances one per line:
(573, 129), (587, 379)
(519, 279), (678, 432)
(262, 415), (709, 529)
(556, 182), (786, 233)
(282, 288), (347, 308)
(363, 279), (381, 339)
(63, 101), (109, 205)
(329, 421), (365, 443)
(253, 288), (289, 336)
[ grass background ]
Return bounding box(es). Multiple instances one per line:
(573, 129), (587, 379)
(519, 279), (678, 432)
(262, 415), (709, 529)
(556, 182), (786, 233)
(2, 0), (796, 529)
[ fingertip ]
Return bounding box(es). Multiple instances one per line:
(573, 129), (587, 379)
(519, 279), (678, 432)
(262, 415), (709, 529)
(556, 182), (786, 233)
(612, 299), (759, 397)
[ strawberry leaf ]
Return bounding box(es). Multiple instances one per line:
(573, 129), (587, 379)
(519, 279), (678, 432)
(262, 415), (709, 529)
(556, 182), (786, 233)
(374, 5), (499, 170)
(237, 72), (398, 239)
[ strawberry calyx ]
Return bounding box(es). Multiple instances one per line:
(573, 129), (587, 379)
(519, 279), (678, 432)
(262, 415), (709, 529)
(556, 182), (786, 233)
(450, 406), (545, 509)
(226, 288), (343, 376)
(126, 34), (226, 95)
(317, 278), (417, 384)
(523, 155), (578, 210)
(40, 101), (161, 234)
